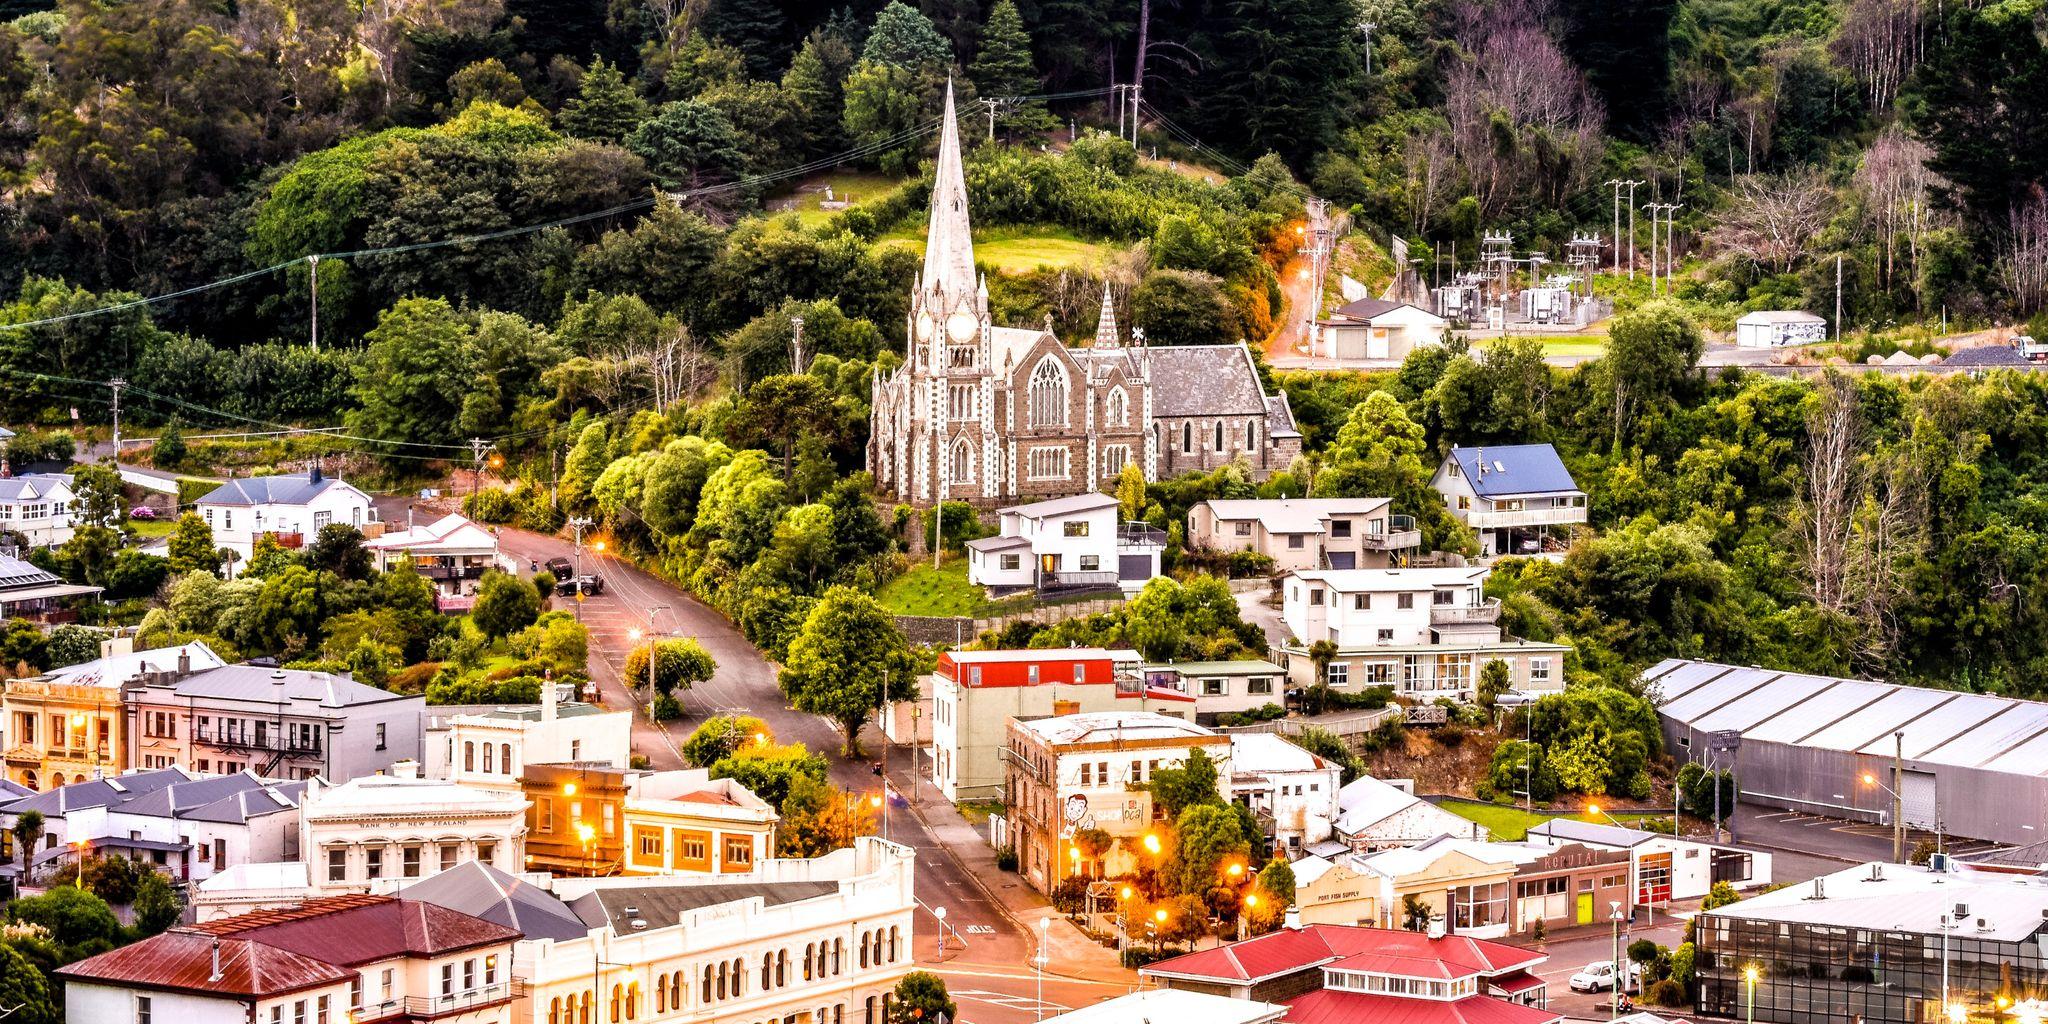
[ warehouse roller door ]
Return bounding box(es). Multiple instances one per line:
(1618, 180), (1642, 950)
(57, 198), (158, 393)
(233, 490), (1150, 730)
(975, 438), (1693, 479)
(1902, 769), (1939, 830)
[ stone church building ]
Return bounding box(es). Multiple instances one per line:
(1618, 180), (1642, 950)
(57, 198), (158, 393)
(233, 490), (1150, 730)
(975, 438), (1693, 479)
(868, 85), (1302, 506)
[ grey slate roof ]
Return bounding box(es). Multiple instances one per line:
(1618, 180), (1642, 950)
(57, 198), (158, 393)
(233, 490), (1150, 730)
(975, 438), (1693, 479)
(164, 664), (414, 708)
(1449, 444), (1580, 498)
(0, 779), (32, 800)
(1, 770), (300, 825)
(570, 881), (840, 933)
(195, 473), (346, 507)
(996, 492), (1117, 518)
(1, 768), (197, 817)
(403, 861), (592, 941)
(1148, 345), (1270, 418)
(0, 473), (72, 501)
(1265, 393), (1302, 440)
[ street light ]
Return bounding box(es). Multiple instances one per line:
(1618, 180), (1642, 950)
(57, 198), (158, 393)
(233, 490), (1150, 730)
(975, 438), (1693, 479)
(1117, 887), (1133, 961)
(575, 821), (596, 876)
(1032, 917), (1050, 1023)
(1239, 892), (1259, 941)
(1743, 964), (1759, 1024)
(1142, 833), (1161, 856)
(1608, 900), (1626, 1020)
(1153, 908), (1169, 955)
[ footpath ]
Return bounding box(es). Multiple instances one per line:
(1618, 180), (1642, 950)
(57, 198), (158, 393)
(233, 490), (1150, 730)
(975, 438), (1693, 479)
(886, 755), (1138, 987)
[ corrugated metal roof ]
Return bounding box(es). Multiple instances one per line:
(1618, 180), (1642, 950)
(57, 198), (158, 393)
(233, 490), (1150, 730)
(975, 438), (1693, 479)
(194, 473), (350, 507)
(60, 931), (351, 998)
(1648, 659), (2048, 776)
(402, 861), (590, 941)
(192, 895), (520, 966)
(1447, 445), (1580, 498)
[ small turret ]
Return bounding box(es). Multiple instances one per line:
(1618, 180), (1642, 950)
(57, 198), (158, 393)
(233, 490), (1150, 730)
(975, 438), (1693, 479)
(1093, 278), (1120, 348)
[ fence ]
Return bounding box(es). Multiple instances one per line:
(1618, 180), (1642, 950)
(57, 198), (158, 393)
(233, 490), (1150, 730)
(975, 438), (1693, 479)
(1214, 706), (1400, 738)
(894, 596), (1128, 647)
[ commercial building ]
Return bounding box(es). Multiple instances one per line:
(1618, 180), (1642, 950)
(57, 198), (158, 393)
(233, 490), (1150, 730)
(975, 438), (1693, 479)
(963, 492), (1164, 597)
(124, 662), (423, 782)
(1291, 834), (1634, 938)
(927, 648), (1150, 802)
(1227, 733), (1341, 857)
(422, 690), (632, 796)
(5, 641), (228, 791)
(362, 512), (517, 612)
(1142, 923), (1555, 1024)
(0, 768), (302, 886)
(1003, 711), (1230, 894)
(0, 471), (78, 547)
(1329, 775), (1490, 853)
(1694, 861), (2048, 1024)
(60, 893), (521, 1024)
(298, 765), (530, 893)
(1525, 818), (1773, 905)
(1185, 498), (1420, 572)
(1428, 445), (1587, 558)
(1645, 658), (2048, 847)
(521, 763), (777, 877)
(1276, 565), (1570, 702)
(194, 468), (378, 575)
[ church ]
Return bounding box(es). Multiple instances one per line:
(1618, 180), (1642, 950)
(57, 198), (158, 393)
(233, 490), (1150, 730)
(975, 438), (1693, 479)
(868, 85), (1303, 506)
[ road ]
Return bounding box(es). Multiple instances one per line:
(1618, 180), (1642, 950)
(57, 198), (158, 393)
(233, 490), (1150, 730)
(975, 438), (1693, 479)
(477, 524), (1138, 1021)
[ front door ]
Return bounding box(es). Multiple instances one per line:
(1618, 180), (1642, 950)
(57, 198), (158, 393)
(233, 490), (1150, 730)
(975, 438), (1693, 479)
(1040, 554), (1057, 576)
(1575, 892), (1594, 925)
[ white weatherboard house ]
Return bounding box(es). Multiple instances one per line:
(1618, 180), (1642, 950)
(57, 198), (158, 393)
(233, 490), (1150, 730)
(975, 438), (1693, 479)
(1736, 310), (1827, 348)
(1314, 298), (1450, 361)
(964, 491), (1164, 596)
(362, 512), (515, 611)
(0, 472), (77, 547)
(195, 468), (376, 576)
(1228, 733), (1342, 855)
(1332, 774), (1491, 852)
(1430, 444), (1587, 558)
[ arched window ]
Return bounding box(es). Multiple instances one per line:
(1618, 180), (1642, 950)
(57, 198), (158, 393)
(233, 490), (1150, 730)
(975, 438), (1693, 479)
(950, 437), (974, 483)
(625, 983), (638, 1021)
(482, 743), (494, 773)
(1106, 386), (1129, 427)
(580, 991), (593, 1024)
(717, 962), (728, 1000)
(550, 997), (561, 1024)
(500, 742), (513, 775)
(702, 966), (713, 1004)
(776, 949), (788, 987)
(610, 982), (621, 1022)
(1214, 420), (1225, 452)
(888, 927), (900, 962)
(669, 973), (681, 1010)
(1028, 358), (1067, 428)
(656, 979), (665, 1014)
(761, 953), (772, 990)
(833, 938), (844, 974)
(1181, 422), (1193, 453)
(464, 742), (475, 772)
(730, 958), (744, 996)
(859, 933), (869, 969)
(1246, 420), (1257, 450)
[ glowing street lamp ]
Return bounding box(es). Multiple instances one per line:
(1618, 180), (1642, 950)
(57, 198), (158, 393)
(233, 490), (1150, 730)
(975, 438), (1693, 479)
(1743, 965), (1759, 1024)
(575, 821), (596, 876)
(1142, 833), (1162, 856)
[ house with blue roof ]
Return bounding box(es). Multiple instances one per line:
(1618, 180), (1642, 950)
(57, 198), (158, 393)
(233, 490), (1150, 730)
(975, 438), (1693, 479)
(1429, 445), (1587, 558)
(193, 466), (376, 576)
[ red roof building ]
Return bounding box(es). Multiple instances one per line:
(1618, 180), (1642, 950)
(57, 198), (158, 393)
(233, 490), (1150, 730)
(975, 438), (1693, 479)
(60, 894), (522, 1024)
(1141, 924), (1557, 1024)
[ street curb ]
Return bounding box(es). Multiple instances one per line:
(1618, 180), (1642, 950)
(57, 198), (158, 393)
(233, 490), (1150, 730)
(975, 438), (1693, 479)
(890, 758), (1126, 986)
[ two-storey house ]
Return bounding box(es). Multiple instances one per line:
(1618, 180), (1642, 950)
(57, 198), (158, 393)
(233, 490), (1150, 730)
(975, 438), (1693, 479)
(0, 768), (303, 885)
(1227, 733), (1341, 857)
(2, 641), (225, 791)
(194, 467), (377, 576)
(1278, 567), (1570, 702)
(1186, 498), (1422, 572)
(963, 492), (1164, 596)
(363, 513), (516, 612)
(1429, 445), (1587, 558)
(422, 684), (631, 796)
(124, 663), (424, 782)
(61, 894), (522, 1024)
(1003, 711), (1230, 894)
(0, 472), (77, 547)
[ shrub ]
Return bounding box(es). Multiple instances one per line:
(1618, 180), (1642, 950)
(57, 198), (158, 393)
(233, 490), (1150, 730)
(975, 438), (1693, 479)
(1050, 876), (1089, 914)
(1530, 918), (1546, 942)
(630, 753), (651, 770)
(463, 488), (518, 524)
(1644, 979), (1686, 1007)
(995, 846), (1018, 871)
(651, 693), (684, 721)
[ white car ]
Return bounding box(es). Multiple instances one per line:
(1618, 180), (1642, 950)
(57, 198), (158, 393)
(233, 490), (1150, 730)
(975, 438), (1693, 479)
(1568, 960), (1638, 993)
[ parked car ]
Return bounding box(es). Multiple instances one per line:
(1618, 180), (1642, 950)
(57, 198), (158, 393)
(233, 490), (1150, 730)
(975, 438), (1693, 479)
(1568, 960), (1638, 993)
(1492, 690), (1539, 708)
(562, 573), (605, 596)
(128, 505), (158, 520)
(543, 556), (574, 578)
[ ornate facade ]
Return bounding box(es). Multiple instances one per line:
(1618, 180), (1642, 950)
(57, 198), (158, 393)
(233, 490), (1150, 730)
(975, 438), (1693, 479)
(869, 85), (1301, 505)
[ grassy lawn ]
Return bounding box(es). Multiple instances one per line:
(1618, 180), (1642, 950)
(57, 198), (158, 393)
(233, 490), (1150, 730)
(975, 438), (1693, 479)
(881, 226), (1110, 274)
(125, 517), (177, 539)
(1536, 337), (1608, 359)
(1438, 797), (1665, 841)
(956, 799), (1005, 827)
(878, 556), (998, 617)
(781, 171), (911, 227)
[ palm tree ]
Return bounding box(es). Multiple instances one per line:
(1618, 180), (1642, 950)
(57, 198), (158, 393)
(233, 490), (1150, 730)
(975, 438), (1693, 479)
(1305, 640), (1340, 715)
(11, 810), (43, 877)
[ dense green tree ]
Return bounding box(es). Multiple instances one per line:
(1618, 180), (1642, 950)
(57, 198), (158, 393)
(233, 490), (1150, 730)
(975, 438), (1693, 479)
(44, 626), (100, 668)
(708, 741), (829, 806)
(166, 513), (217, 576)
(133, 870), (182, 935)
(560, 59), (650, 143)
(887, 972), (958, 1023)
(841, 62), (928, 175)
(66, 462), (125, 529)
(624, 636), (717, 696)
(783, 30), (855, 152)
(472, 571), (543, 639)
(11, 811), (44, 874)
(1131, 269), (1236, 347)
(1173, 803), (1250, 897)
(778, 586), (919, 756)
(628, 100), (750, 190)
(777, 774), (877, 857)
(1148, 747), (1224, 819)
(702, 0), (790, 79)
(347, 298), (475, 450)
(5, 885), (120, 948)
(681, 714), (772, 766)
(1197, 0), (1361, 162)
(0, 942), (56, 1024)
(1603, 300), (1704, 450)
(304, 525), (373, 580)
(970, 0), (1043, 131)
(861, 2), (952, 71)
(1314, 391), (1470, 553)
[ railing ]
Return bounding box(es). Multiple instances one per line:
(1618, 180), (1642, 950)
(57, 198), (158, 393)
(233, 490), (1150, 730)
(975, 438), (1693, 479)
(404, 983), (515, 1019)
(261, 531), (305, 549)
(1430, 599), (1502, 625)
(414, 564), (487, 582)
(1462, 505), (1588, 528)
(1116, 523), (1167, 548)
(1358, 519), (1424, 551)
(197, 732), (322, 756)
(1039, 571), (1121, 595)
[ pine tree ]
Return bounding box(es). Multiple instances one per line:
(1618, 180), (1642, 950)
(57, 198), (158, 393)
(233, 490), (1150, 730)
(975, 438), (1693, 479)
(783, 30), (853, 154)
(861, 1), (953, 72)
(559, 59), (650, 143)
(702, 0), (790, 79)
(968, 0), (1051, 132)
(1200, 0), (1362, 161)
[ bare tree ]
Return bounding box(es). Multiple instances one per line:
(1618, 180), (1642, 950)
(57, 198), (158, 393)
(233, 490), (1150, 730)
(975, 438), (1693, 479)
(2003, 185), (2048, 314)
(1855, 125), (1946, 300)
(1834, 0), (1923, 113)
(1443, 0), (1604, 218)
(1800, 372), (1862, 618)
(1401, 127), (1456, 235)
(1708, 168), (1837, 273)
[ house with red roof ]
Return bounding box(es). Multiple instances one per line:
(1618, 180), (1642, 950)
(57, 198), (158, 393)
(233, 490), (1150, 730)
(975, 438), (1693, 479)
(61, 893), (522, 1024)
(1140, 923), (1558, 1024)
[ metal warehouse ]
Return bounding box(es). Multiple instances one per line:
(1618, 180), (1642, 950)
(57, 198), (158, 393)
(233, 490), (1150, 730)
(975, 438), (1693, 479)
(1644, 659), (2048, 847)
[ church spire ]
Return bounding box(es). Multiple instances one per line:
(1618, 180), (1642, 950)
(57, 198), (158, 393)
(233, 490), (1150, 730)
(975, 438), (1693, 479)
(921, 80), (977, 302)
(1092, 278), (1119, 347)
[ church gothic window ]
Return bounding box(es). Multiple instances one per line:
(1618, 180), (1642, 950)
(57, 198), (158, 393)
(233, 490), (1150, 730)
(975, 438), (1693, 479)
(1028, 359), (1067, 428)
(1106, 387), (1129, 427)
(1028, 447), (1069, 480)
(1182, 422), (1194, 453)
(951, 438), (975, 483)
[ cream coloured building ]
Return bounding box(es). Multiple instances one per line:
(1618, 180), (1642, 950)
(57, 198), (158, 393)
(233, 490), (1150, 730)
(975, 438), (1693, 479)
(300, 765), (530, 893)
(423, 688), (633, 796)
(1187, 498), (1421, 572)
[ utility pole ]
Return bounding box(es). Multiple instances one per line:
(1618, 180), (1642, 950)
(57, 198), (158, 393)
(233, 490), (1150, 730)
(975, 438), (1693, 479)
(1481, 233), (1513, 322)
(1128, 84), (1142, 146)
(468, 438), (492, 498)
(1360, 21), (1377, 76)
(1605, 180), (1625, 274)
(1112, 85), (1128, 140)
(1644, 203), (1660, 294)
(789, 315), (807, 374)
(568, 516), (594, 623)
(307, 255), (321, 352)
(1624, 180), (1644, 279)
(1835, 254), (1844, 342)
(107, 378), (126, 456)
(1666, 204), (1684, 286)
(978, 98), (1003, 141)
(1892, 731), (1904, 864)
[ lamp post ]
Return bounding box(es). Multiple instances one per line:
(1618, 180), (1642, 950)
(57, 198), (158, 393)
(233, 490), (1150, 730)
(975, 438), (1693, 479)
(1744, 964), (1759, 1024)
(1032, 917), (1050, 1022)
(1117, 886), (1133, 961)
(1240, 892), (1258, 941)
(1609, 899), (1625, 1019)
(1153, 908), (1169, 955)
(575, 821), (596, 877)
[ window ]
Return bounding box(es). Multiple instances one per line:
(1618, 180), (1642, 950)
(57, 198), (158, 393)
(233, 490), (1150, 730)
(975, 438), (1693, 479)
(1028, 358), (1068, 427)
(1079, 762), (1092, 786)
(1246, 421), (1257, 450)
(350, 975), (362, 1010)
(1106, 387), (1129, 426)
(1330, 519), (1351, 538)
(477, 841), (495, 864)
(948, 384), (977, 420)
(1181, 422), (1193, 453)
(1377, 628), (1395, 643)
(1353, 594), (1370, 610)
(483, 743), (494, 773)
(723, 836), (753, 867)
(501, 742), (512, 774)
(464, 960), (476, 992)
(485, 956), (498, 986)
(1287, 534), (1305, 549)
(441, 845), (459, 873)
(1078, 555), (1099, 571)
(136, 996), (152, 1024)
(949, 438), (974, 483)
(1214, 421), (1225, 452)
(1326, 663), (1349, 687)
(327, 847), (347, 882)
(1308, 588), (1323, 606)
(999, 554), (1020, 570)
(442, 964), (454, 997)
(1248, 677), (1273, 695)
(682, 836), (707, 861)
(1233, 521), (1253, 536)
(402, 844), (422, 878)
(317, 996), (329, 1024)
(375, 723), (387, 750)
(1396, 593), (1414, 609)
(1027, 446), (1069, 480)
(603, 802), (616, 836)
(640, 831), (661, 857)
(366, 846), (383, 878)
(1103, 444), (1130, 474)
(1201, 678), (1226, 696)
(1063, 521), (1090, 537)
(1531, 658), (1552, 683)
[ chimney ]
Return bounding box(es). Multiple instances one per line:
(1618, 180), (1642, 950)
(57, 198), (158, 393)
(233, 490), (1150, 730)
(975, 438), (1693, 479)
(1283, 905), (1302, 931)
(1475, 447), (1486, 481)
(309, 461), (324, 485)
(177, 648), (191, 676)
(542, 669), (559, 722)
(210, 937), (222, 982)
(389, 759), (420, 780)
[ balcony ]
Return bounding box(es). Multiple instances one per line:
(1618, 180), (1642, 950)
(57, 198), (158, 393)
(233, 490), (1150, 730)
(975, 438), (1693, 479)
(1116, 523), (1167, 550)
(414, 564), (487, 582)
(197, 732), (322, 757)
(1462, 505), (1588, 529)
(999, 745), (1051, 785)
(260, 530), (304, 549)
(406, 983), (515, 1019)
(1038, 571), (1121, 599)
(1430, 599), (1501, 626)
(1357, 515), (1422, 551)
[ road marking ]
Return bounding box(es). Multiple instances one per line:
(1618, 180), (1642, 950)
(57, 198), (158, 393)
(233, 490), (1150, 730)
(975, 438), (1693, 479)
(966, 925), (995, 934)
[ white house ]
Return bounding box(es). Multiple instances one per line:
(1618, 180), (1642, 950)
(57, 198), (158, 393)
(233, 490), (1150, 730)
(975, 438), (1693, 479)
(298, 764), (530, 893)
(1186, 498), (1421, 572)
(964, 492), (1164, 596)
(1331, 775), (1490, 852)
(194, 467), (377, 576)
(1314, 298), (1449, 361)
(1228, 733), (1342, 856)
(0, 472), (77, 547)
(0, 767), (302, 886)
(1525, 819), (1774, 905)
(1278, 566), (1571, 702)
(1429, 445), (1587, 558)
(1735, 310), (1827, 348)
(363, 512), (516, 612)
(422, 680), (633, 795)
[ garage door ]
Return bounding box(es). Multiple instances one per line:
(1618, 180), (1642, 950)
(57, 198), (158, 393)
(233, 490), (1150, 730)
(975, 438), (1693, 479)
(1902, 770), (1939, 830)
(1118, 555), (1152, 581)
